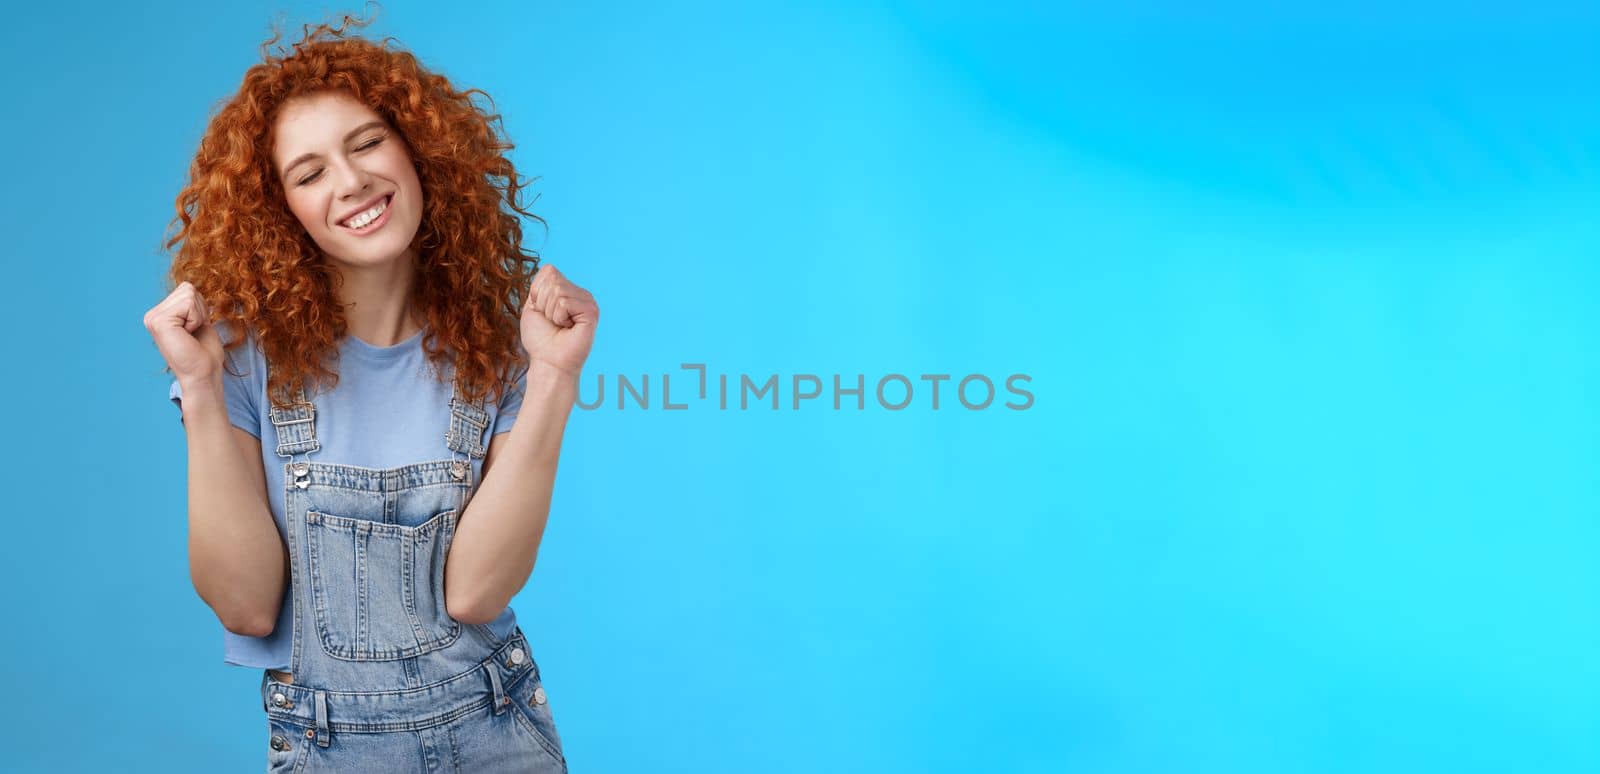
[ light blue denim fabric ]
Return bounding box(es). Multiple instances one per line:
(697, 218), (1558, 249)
(258, 362), (565, 772)
(169, 326), (525, 669)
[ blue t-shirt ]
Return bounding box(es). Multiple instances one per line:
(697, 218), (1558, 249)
(169, 326), (526, 669)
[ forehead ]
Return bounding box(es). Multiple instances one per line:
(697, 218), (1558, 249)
(271, 92), (386, 160)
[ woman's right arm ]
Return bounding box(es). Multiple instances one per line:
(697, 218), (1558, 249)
(177, 378), (286, 637)
(147, 282), (286, 637)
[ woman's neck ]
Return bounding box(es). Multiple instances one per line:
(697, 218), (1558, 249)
(333, 252), (423, 347)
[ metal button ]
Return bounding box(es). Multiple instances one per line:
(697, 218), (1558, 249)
(270, 735), (289, 751)
(305, 729), (316, 739)
(508, 647), (525, 666)
(294, 478), (310, 489)
(292, 463), (309, 477)
(450, 460), (468, 479)
(272, 692), (287, 707)
(533, 686), (546, 705)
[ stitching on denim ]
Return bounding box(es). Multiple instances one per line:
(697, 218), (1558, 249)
(305, 509), (462, 661)
(260, 658), (529, 714)
(355, 527), (369, 654)
(446, 722), (462, 770)
(502, 663), (566, 764)
(275, 461), (477, 493)
(445, 393), (491, 459)
(266, 717), (304, 773)
(510, 695), (566, 765)
(285, 487), (305, 690)
(260, 632), (531, 704)
(402, 513), (425, 647)
(271, 694), (495, 734)
(304, 509), (454, 538)
(268, 387), (321, 458)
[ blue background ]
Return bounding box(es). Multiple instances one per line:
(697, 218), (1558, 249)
(3, 1), (1596, 771)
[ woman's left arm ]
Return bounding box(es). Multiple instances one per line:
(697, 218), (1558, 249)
(444, 264), (598, 624)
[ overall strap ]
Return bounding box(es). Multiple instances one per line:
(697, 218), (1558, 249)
(444, 373), (490, 482)
(267, 381), (321, 459)
(445, 380), (490, 460)
(265, 362), (321, 490)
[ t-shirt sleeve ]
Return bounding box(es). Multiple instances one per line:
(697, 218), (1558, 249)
(167, 335), (262, 439)
(491, 362), (530, 436)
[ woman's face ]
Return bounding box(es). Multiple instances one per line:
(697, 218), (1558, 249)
(271, 91), (425, 271)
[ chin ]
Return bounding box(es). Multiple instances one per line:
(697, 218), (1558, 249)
(324, 227), (422, 267)
(330, 249), (412, 269)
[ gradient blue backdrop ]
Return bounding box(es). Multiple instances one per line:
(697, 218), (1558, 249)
(2, 2), (1596, 772)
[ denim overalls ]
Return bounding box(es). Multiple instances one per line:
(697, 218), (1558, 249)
(257, 363), (567, 773)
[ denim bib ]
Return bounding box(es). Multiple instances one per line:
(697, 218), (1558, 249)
(257, 363), (566, 772)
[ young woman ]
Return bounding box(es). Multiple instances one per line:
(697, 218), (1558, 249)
(142, 16), (595, 773)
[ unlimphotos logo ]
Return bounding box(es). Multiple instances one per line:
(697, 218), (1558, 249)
(573, 364), (1034, 411)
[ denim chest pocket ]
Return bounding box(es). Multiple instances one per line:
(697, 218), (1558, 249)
(304, 508), (461, 661)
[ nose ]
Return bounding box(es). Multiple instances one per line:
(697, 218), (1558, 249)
(331, 157), (373, 205)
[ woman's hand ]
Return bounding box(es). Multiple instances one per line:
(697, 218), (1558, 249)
(144, 281), (225, 385)
(520, 264), (599, 379)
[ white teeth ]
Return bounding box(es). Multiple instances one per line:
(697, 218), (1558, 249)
(343, 197), (388, 229)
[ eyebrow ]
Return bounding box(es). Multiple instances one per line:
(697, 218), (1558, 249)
(280, 121), (389, 177)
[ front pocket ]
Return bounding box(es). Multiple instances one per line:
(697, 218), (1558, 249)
(266, 717), (309, 773)
(304, 509), (461, 661)
(510, 674), (566, 766)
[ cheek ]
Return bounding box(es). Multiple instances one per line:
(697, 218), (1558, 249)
(285, 192), (326, 231)
(384, 150), (424, 198)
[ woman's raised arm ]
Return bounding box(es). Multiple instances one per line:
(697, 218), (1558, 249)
(147, 283), (286, 637)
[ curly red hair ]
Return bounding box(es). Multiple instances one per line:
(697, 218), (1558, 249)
(164, 11), (540, 408)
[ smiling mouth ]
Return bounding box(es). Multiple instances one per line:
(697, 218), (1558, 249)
(338, 194), (394, 233)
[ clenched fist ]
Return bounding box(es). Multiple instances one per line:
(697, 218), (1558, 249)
(144, 281), (225, 385)
(521, 264), (598, 379)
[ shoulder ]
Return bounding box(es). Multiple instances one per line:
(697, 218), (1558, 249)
(215, 322), (266, 376)
(214, 321), (269, 408)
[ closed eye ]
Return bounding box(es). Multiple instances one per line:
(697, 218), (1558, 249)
(294, 138), (385, 186)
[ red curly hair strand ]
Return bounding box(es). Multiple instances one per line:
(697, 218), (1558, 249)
(163, 9), (541, 408)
